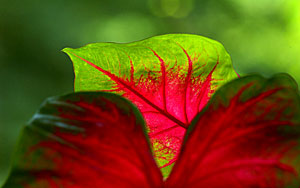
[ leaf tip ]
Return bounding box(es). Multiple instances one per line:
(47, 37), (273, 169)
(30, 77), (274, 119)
(61, 47), (73, 54)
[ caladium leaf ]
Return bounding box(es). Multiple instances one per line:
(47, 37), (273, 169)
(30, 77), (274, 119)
(63, 34), (238, 176)
(2, 92), (163, 188)
(166, 74), (300, 187)
(3, 74), (300, 188)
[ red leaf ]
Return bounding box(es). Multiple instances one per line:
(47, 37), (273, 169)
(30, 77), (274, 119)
(68, 46), (225, 173)
(3, 93), (163, 188)
(63, 35), (238, 174)
(4, 74), (300, 188)
(165, 74), (300, 187)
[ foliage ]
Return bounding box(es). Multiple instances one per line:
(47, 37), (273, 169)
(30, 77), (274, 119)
(2, 34), (300, 187)
(2, 75), (300, 187)
(63, 34), (238, 176)
(1, 0), (300, 184)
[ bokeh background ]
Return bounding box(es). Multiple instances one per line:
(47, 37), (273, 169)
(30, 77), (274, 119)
(0, 0), (299, 184)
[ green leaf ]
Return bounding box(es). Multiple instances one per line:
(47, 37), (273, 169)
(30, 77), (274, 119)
(63, 34), (238, 177)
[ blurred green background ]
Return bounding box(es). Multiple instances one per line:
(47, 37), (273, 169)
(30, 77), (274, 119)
(0, 0), (299, 184)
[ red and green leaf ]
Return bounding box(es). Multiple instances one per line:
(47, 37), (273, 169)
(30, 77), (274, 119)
(2, 93), (163, 188)
(166, 74), (300, 187)
(63, 34), (238, 176)
(3, 74), (300, 188)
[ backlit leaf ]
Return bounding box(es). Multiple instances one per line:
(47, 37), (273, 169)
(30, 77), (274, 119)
(63, 34), (238, 176)
(3, 74), (300, 188)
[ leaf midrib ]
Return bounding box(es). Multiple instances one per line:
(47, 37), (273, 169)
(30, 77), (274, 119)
(70, 52), (188, 129)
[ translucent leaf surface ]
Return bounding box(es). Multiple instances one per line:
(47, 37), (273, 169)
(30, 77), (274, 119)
(63, 34), (238, 176)
(3, 74), (300, 188)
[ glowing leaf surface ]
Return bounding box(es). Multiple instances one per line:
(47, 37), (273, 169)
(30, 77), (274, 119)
(3, 74), (300, 188)
(63, 34), (238, 175)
